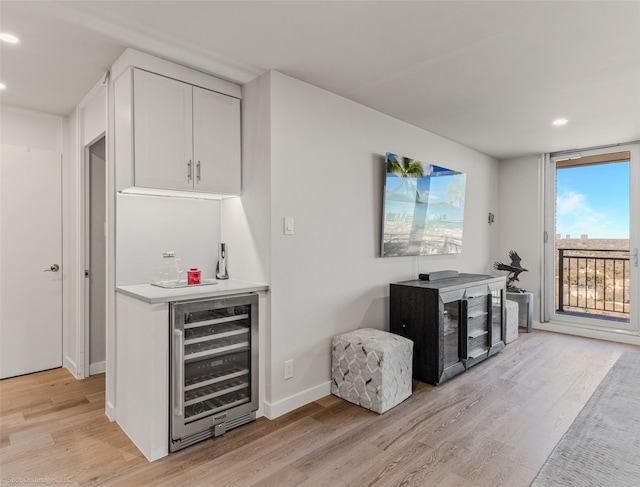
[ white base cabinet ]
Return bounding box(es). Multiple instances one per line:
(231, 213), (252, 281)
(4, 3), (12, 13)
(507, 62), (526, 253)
(114, 281), (268, 462)
(116, 293), (169, 461)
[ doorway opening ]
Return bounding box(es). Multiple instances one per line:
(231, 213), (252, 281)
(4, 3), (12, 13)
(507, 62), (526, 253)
(85, 136), (107, 375)
(546, 145), (638, 333)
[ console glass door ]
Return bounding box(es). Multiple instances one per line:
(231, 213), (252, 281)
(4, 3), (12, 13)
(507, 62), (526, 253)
(443, 301), (460, 368)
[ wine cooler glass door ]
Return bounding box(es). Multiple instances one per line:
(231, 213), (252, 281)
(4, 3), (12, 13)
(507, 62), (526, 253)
(171, 293), (258, 445)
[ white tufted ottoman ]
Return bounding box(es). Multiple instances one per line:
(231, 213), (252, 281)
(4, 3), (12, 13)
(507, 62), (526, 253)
(505, 299), (519, 344)
(331, 328), (413, 414)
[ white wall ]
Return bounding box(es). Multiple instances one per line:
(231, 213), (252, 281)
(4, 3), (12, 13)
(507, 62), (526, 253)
(83, 86), (107, 147)
(223, 72), (273, 412)
(64, 80), (108, 379)
(222, 72), (271, 285)
(497, 155), (543, 321)
(240, 72), (500, 417)
(65, 109), (80, 375)
(115, 194), (222, 285)
(0, 105), (63, 151)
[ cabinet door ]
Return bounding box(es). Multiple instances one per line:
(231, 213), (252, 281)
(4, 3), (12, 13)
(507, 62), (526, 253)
(490, 287), (505, 346)
(193, 87), (241, 194)
(133, 69), (193, 191)
(442, 299), (462, 368)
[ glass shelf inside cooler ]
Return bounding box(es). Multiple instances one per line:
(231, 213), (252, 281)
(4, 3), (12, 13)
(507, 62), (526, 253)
(184, 306), (251, 328)
(184, 312), (250, 330)
(184, 385), (250, 422)
(184, 376), (249, 407)
(184, 320), (248, 342)
(184, 367), (249, 392)
(184, 333), (249, 361)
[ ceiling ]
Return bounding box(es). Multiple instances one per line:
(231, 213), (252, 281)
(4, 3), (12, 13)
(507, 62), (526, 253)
(1, 0), (639, 159)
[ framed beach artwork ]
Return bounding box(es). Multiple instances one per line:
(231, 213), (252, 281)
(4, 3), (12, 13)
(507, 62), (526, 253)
(381, 152), (467, 257)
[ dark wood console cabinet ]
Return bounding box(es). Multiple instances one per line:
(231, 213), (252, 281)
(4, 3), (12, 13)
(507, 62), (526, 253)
(390, 274), (506, 385)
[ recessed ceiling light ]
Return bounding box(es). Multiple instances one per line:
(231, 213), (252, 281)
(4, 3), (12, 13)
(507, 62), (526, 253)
(553, 118), (569, 126)
(0, 33), (19, 44)
(0, 83), (6, 90)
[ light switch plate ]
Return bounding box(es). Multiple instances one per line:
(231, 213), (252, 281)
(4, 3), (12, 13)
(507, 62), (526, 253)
(284, 216), (294, 235)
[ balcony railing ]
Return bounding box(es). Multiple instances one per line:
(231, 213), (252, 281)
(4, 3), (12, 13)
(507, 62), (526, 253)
(557, 248), (630, 320)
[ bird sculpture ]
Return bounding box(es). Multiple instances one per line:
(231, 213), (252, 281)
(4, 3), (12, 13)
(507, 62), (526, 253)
(494, 250), (528, 292)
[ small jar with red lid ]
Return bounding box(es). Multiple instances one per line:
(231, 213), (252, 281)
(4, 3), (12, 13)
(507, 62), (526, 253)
(187, 267), (201, 285)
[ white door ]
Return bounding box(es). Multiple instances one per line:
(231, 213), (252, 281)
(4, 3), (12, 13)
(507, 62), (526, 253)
(0, 144), (62, 379)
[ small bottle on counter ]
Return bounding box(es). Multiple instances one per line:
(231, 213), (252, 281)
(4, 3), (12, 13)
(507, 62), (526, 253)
(187, 267), (201, 285)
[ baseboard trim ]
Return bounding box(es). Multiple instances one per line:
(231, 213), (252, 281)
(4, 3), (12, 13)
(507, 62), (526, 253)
(106, 401), (116, 422)
(63, 356), (80, 379)
(264, 381), (331, 419)
(89, 361), (106, 375)
(537, 321), (640, 346)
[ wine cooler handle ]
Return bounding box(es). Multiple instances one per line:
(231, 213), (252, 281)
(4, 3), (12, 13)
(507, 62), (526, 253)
(174, 329), (184, 416)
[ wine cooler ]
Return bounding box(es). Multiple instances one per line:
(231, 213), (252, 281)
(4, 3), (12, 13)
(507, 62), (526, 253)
(170, 293), (258, 452)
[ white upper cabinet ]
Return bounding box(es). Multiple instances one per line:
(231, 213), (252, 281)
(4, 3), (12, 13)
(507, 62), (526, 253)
(114, 54), (241, 198)
(134, 69), (194, 191)
(192, 87), (241, 194)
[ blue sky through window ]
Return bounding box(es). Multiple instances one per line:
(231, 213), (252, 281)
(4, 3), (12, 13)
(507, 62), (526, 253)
(556, 161), (630, 239)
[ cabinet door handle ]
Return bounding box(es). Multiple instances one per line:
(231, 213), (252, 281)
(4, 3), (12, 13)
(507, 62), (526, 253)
(174, 329), (184, 416)
(187, 160), (192, 181)
(196, 161), (201, 182)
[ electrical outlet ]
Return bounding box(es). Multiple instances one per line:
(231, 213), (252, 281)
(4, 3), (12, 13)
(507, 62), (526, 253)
(284, 359), (294, 380)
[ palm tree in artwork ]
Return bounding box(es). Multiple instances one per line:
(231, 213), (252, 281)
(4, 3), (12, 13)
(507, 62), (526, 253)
(387, 155), (424, 179)
(386, 154), (424, 201)
(446, 174), (466, 208)
(387, 155), (430, 254)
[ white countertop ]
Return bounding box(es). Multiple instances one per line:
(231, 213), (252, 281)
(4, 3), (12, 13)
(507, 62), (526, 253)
(116, 278), (269, 304)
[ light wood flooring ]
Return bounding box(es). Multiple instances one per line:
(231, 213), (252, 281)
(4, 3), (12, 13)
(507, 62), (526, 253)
(1, 330), (638, 487)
